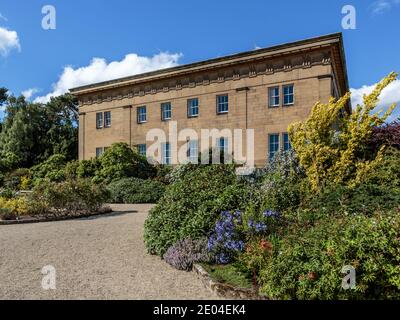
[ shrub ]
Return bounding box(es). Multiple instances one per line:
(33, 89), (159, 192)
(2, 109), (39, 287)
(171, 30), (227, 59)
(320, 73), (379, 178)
(30, 154), (66, 185)
(369, 121), (400, 152)
(0, 207), (17, 220)
(144, 164), (252, 256)
(107, 177), (165, 203)
(94, 143), (156, 183)
(76, 158), (101, 179)
(258, 210), (400, 300)
(163, 238), (212, 271)
(2, 168), (31, 190)
(259, 150), (305, 213)
(0, 196), (28, 216)
(29, 179), (109, 216)
(289, 72), (398, 191)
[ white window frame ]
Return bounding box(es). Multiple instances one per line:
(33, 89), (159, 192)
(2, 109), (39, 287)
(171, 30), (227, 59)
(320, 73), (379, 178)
(283, 84), (294, 106)
(96, 112), (103, 129)
(162, 142), (171, 165)
(137, 106), (147, 123)
(268, 86), (280, 107)
(187, 140), (198, 163)
(268, 134), (280, 160)
(187, 98), (199, 118)
(216, 94), (229, 114)
(104, 111), (111, 128)
(96, 147), (104, 158)
(161, 102), (172, 121)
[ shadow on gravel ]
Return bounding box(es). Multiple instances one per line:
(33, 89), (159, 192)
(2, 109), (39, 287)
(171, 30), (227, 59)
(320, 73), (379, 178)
(79, 210), (138, 220)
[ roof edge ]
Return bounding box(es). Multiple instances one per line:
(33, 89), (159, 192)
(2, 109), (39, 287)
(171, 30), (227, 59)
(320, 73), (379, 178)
(70, 32), (344, 95)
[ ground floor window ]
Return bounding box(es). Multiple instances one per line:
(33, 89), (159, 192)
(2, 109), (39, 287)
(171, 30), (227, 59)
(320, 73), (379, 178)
(269, 134), (280, 160)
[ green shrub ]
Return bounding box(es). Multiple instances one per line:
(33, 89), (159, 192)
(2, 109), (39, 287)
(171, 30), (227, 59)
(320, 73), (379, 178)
(144, 164), (253, 256)
(29, 179), (109, 216)
(76, 158), (102, 179)
(258, 210), (400, 300)
(94, 143), (156, 183)
(2, 168), (31, 190)
(259, 150), (306, 213)
(107, 177), (165, 203)
(30, 154), (66, 185)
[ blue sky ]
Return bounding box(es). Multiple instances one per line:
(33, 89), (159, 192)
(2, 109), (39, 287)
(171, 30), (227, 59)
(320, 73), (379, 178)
(0, 0), (399, 119)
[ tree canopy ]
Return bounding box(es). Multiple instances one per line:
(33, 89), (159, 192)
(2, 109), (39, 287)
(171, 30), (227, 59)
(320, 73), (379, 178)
(0, 91), (78, 172)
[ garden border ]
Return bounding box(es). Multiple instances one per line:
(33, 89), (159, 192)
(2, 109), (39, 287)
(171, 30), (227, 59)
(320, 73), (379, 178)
(192, 264), (268, 300)
(0, 207), (113, 225)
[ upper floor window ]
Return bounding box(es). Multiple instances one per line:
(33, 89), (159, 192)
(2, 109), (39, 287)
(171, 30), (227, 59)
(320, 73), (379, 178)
(137, 144), (147, 157)
(137, 106), (147, 123)
(283, 84), (294, 106)
(161, 102), (172, 121)
(283, 133), (291, 151)
(216, 94), (229, 114)
(104, 111), (111, 128)
(187, 98), (199, 118)
(96, 112), (103, 129)
(96, 147), (104, 158)
(162, 142), (171, 165)
(269, 134), (280, 160)
(187, 140), (198, 163)
(268, 87), (280, 107)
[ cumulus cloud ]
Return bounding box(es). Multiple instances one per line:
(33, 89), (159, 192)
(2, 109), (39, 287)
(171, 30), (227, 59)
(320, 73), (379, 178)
(370, 0), (400, 14)
(0, 26), (20, 56)
(34, 52), (182, 103)
(351, 79), (400, 122)
(21, 88), (40, 100)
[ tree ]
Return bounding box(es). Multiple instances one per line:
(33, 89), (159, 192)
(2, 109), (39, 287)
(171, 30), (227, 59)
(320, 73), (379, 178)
(0, 93), (78, 170)
(288, 72), (398, 191)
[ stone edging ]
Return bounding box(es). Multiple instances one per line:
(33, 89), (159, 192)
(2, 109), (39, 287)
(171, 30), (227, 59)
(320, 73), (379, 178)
(0, 208), (113, 226)
(192, 264), (268, 300)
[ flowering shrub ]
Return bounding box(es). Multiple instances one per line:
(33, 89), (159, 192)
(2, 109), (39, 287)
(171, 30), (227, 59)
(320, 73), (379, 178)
(208, 209), (280, 264)
(0, 196), (28, 217)
(208, 211), (245, 264)
(163, 238), (212, 271)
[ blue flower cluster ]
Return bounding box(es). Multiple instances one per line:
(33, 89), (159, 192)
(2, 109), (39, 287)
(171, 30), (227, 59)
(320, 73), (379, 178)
(248, 219), (267, 233)
(263, 210), (280, 219)
(208, 211), (244, 264)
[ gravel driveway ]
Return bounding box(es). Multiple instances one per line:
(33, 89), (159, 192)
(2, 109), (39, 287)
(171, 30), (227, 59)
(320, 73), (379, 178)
(0, 204), (217, 300)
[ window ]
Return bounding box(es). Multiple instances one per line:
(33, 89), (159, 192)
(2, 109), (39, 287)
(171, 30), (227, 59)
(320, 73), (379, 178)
(283, 84), (294, 106)
(96, 112), (103, 129)
(161, 102), (172, 121)
(137, 144), (146, 157)
(137, 106), (147, 123)
(104, 111), (111, 128)
(187, 98), (199, 117)
(269, 134), (280, 160)
(218, 137), (229, 155)
(96, 147), (104, 158)
(162, 142), (171, 165)
(268, 87), (280, 107)
(187, 140), (198, 163)
(283, 133), (291, 151)
(216, 95), (229, 114)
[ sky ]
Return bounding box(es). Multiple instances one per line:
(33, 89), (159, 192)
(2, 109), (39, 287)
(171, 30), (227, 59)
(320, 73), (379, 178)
(0, 0), (399, 120)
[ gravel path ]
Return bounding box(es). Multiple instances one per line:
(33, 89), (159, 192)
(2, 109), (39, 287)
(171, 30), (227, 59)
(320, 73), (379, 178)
(0, 204), (218, 300)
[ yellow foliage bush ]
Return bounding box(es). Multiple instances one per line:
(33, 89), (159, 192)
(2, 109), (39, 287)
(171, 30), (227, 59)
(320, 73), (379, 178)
(0, 196), (28, 215)
(288, 72), (398, 191)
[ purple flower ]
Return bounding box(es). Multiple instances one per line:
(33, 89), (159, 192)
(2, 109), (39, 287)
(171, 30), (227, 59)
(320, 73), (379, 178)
(263, 210), (280, 219)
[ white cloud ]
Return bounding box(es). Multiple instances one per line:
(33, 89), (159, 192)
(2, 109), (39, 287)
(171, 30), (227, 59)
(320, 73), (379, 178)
(0, 27), (20, 56)
(351, 79), (400, 122)
(21, 88), (40, 100)
(370, 0), (400, 14)
(34, 52), (182, 103)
